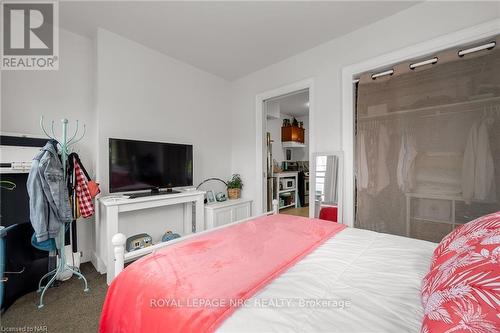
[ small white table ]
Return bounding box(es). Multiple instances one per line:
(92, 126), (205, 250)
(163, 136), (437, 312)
(98, 190), (205, 285)
(204, 199), (252, 229)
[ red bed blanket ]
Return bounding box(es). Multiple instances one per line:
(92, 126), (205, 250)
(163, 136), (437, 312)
(99, 214), (346, 333)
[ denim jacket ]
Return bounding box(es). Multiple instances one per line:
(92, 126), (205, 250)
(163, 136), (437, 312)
(27, 140), (72, 242)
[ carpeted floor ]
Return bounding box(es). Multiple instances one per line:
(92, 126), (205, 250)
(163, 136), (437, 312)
(1, 263), (107, 333)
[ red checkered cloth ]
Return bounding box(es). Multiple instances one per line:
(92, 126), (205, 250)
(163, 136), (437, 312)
(74, 157), (94, 218)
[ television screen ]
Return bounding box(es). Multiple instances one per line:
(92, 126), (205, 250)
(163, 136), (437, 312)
(109, 138), (193, 193)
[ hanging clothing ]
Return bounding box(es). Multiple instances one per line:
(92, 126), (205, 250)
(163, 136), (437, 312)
(462, 118), (496, 204)
(374, 123), (390, 194)
(356, 122), (391, 194)
(356, 130), (369, 189)
(67, 153), (95, 218)
(27, 140), (72, 242)
(74, 157), (95, 218)
(397, 127), (418, 193)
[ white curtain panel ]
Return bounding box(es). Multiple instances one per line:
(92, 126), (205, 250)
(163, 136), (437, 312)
(355, 35), (500, 242)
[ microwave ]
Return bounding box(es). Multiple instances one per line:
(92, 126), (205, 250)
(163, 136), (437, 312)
(281, 178), (295, 190)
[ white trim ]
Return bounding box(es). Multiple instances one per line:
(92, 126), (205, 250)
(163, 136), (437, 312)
(0, 131), (46, 140)
(341, 19), (500, 228)
(255, 78), (315, 217)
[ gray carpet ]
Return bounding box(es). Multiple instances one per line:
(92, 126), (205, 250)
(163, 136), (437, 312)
(1, 263), (107, 333)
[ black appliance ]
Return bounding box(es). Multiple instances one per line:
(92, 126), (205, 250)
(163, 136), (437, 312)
(2, 223), (50, 312)
(0, 135), (51, 312)
(109, 138), (193, 193)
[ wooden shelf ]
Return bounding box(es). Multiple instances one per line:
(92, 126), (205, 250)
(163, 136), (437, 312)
(279, 188), (296, 194)
(281, 125), (305, 143)
(282, 141), (306, 148)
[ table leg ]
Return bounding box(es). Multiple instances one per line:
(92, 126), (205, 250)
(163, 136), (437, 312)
(106, 206), (119, 285)
(195, 195), (205, 232)
(183, 202), (193, 235)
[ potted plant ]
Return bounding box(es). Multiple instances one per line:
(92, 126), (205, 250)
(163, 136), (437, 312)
(227, 174), (243, 200)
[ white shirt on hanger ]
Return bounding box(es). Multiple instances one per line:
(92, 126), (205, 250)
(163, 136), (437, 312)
(462, 117), (496, 204)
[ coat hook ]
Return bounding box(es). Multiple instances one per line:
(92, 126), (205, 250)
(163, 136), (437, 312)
(71, 124), (86, 145)
(51, 120), (57, 140)
(68, 123), (86, 147)
(40, 116), (55, 140)
(67, 120), (79, 144)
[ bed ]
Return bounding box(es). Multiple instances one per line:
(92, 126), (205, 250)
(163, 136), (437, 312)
(218, 226), (435, 333)
(100, 211), (499, 333)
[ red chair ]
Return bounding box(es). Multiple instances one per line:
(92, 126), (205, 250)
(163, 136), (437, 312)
(319, 206), (338, 223)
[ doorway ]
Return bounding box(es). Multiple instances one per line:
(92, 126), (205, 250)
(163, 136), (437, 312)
(262, 88), (310, 217)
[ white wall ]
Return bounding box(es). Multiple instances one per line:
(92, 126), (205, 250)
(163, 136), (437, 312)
(1, 29), (96, 262)
(293, 115), (309, 161)
(267, 114), (285, 163)
(1, 1), (499, 265)
(96, 29), (231, 193)
(229, 1), (500, 214)
(94, 29), (232, 268)
(1, 28), (233, 266)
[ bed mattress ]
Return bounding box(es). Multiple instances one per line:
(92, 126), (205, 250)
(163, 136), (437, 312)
(218, 227), (436, 333)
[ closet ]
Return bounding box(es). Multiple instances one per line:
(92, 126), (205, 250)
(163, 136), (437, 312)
(355, 36), (500, 242)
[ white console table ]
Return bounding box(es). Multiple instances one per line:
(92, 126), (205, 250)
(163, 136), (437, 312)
(97, 190), (205, 285)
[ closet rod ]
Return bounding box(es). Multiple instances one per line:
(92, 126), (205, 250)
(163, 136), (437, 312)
(353, 40), (496, 83)
(371, 69), (394, 80)
(458, 41), (495, 57)
(409, 57), (438, 69)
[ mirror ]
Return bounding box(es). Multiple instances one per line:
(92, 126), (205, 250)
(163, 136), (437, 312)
(312, 152), (343, 222)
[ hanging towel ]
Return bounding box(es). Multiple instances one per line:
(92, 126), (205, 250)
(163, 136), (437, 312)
(462, 118), (496, 204)
(74, 157), (94, 218)
(397, 127), (418, 193)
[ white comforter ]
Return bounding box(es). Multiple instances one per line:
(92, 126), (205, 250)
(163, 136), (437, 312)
(218, 227), (436, 333)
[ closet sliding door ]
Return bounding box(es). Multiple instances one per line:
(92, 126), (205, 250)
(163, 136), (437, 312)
(355, 36), (500, 242)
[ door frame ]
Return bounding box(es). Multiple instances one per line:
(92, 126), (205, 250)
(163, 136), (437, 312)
(255, 78), (315, 216)
(341, 19), (500, 227)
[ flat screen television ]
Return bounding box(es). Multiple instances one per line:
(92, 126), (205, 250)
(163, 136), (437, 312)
(109, 138), (193, 193)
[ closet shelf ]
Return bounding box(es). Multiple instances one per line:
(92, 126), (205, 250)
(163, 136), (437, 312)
(358, 95), (500, 120)
(411, 217), (455, 225)
(282, 141), (306, 148)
